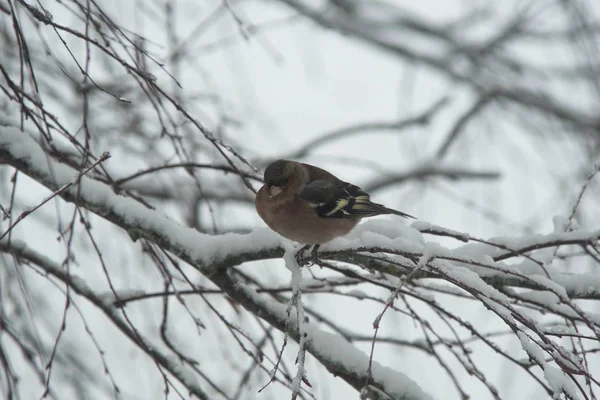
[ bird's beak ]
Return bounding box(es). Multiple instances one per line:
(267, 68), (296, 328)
(269, 185), (283, 197)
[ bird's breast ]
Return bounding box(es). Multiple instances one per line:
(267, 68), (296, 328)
(256, 186), (358, 244)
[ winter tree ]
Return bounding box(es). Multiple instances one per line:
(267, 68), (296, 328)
(1, 1), (599, 399)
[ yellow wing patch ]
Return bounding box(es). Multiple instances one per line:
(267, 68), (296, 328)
(351, 195), (374, 213)
(325, 199), (350, 216)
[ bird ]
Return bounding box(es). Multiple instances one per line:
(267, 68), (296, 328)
(255, 159), (414, 264)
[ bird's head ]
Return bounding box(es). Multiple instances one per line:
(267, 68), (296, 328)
(264, 159), (294, 197)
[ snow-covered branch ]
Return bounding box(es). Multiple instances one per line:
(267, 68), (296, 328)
(0, 126), (433, 399)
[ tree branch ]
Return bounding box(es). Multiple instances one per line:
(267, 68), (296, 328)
(362, 164), (501, 193)
(284, 97), (449, 160)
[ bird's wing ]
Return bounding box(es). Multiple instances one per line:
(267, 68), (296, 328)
(297, 179), (384, 219)
(297, 163), (415, 219)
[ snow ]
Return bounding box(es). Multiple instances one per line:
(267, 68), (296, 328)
(543, 325), (578, 336)
(516, 332), (546, 365)
(418, 242), (447, 267)
(516, 291), (600, 326)
(502, 268), (600, 302)
(411, 221), (470, 242)
(543, 366), (581, 400)
(436, 263), (511, 304)
(546, 272), (600, 299)
(454, 230), (600, 264)
(316, 219), (429, 264)
(527, 275), (569, 299)
(517, 290), (560, 307)
(488, 231), (600, 255)
(0, 119), (81, 163)
(309, 329), (434, 400)
(452, 242), (503, 262)
(283, 246), (308, 397)
(322, 233), (424, 259)
(479, 297), (515, 323)
(517, 330), (582, 399)
(353, 219), (425, 244)
(410, 221), (432, 231)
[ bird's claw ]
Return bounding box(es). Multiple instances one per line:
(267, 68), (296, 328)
(295, 244), (321, 267)
(295, 245), (311, 266)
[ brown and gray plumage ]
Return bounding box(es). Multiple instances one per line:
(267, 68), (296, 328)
(255, 159), (414, 245)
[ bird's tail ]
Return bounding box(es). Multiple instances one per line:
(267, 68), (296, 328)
(352, 196), (415, 219)
(379, 204), (415, 219)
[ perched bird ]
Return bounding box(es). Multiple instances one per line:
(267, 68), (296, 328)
(255, 159), (414, 263)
